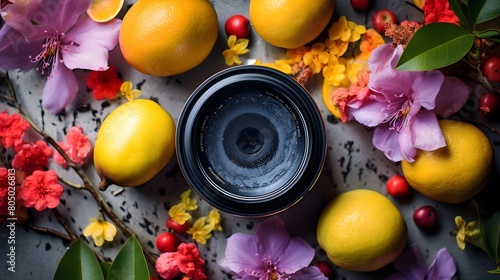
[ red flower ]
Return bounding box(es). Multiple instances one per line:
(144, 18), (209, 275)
(20, 170), (63, 211)
(0, 168), (10, 222)
(0, 111), (30, 149)
(87, 65), (123, 100)
(423, 0), (460, 25)
(12, 140), (53, 175)
(53, 126), (91, 168)
(156, 243), (207, 280)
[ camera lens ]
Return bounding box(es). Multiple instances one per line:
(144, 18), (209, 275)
(177, 65), (326, 217)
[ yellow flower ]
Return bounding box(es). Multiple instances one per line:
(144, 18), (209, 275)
(169, 203), (192, 225)
(187, 217), (213, 244)
(345, 58), (366, 84)
(83, 218), (117, 247)
(323, 57), (347, 86)
(329, 16), (351, 41)
(302, 43), (329, 73)
(454, 216), (480, 250)
(325, 39), (349, 57)
(208, 209), (223, 231)
(222, 35), (250, 66)
(347, 20), (366, 42)
(254, 59), (293, 74)
(120, 81), (141, 101)
(180, 189), (198, 211)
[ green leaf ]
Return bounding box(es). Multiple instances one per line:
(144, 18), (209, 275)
(448, 0), (473, 30)
(107, 236), (150, 280)
(396, 23), (473, 71)
(100, 263), (111, 280)
(475, 30), (500, 39)
(53, 239), (105, 280)
(468, 0), (500, 25)
(487, 269), (500, 274)
(478, 210), (500, 264)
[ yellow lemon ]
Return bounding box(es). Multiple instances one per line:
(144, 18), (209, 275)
(94, 99), (176, 190)
(317, 189), (407, 272)
(119, 0), (218, 76)
(249, 0), (335, 49)
(322, 81), (342, 119)
(87, 0), (124, 22)
(402, 120), (493, 204)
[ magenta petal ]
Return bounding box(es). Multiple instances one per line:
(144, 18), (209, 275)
(277, 237), (315, 274)
(223, 233), (263, 276)
(0, 34), (40, 71)
(369, 70), (412, 100)
(372, 124), (404, 162)
(65, 15), (121, 51)
(47, 0), (92, 32)
(410, 70), (444, 110)
(369, 43), (395, 75)
(427, 248), (457, 279)
(350, 98), (388, 127)
(409, 111), (446, 152)
(434, 76), (470, 117)
(255, 217), (290, 263)
(386, 244), (426, 280)
(42, 65), (78, 114)
(61, 43), (110, 71)
(289, 266), (328, 280)
(398, 127), (417, 162)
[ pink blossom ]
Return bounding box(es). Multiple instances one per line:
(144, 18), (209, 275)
(219, 216), (327, 280)
(12, 140), (53, 175)
(0, 0), (121, 113)
(0, 111), (30, 149)
(155, 243), (207, 280)
(20, 170), (63, 211)
(53, 126), (91, 168)
(348, 44), (470, 162)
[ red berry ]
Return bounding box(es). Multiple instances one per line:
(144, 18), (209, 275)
(166, 217), (190, 233)
(372, 9), (397, 34)
(386, 175), (410, 198)
(315, 261), (333, 277)
(413, 205), (437, 230)
(479, 92), (500, 117)
(225, 15), (251, 38)
(350, 0), (370, 10)
(483, 57), (500, 82)
(156, 232), (177, 253)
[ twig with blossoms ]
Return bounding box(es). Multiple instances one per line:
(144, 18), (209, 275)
(0, 71), (157, 266)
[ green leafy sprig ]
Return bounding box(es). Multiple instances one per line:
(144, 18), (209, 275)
(53, 236), (150, 280)
(396, 0), (500, 71)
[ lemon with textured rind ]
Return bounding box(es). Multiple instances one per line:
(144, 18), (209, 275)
(94, 99), (176, 190)
(402, 120), (493, 204)
(317, 189), (407, 272)
(119, 0), (218, 76)
(249, 0), (335, 49)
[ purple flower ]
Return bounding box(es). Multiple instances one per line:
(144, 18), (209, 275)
(386, 244), (456, 280)
(219, 216), (327, 280)
(349, 43), (470, 162)
(0, 0), (121, 113)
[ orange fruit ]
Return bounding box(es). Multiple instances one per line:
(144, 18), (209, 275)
(317, 189), (407, 272)
(249, 0), (335, 49)
(87, 0), (124, 23)
(402, 120), (493, 204)
(119, 0), (218, 76)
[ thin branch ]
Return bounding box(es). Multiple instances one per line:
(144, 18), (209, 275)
(58, 176), (86, 190)
(52, 208), (78, 241)
(28, 224), (73, 242)
(2, 71), (157, 266)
